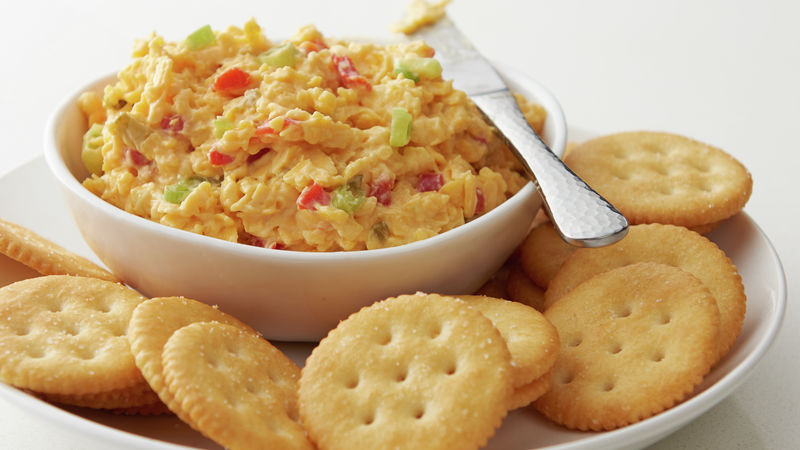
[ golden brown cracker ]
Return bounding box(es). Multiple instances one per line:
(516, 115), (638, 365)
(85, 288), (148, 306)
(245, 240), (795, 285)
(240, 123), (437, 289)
(126, 296), (257, 422)
(162, 321), (313, 450)
(564, 131), (752, 229)
(688, 220), (721, 235)
(508, 367), (553, 410)
(519, 221), (576, 289)
(299, 293), (512, 450)
(457, 295), (559, 388)
(545, 223), (745, 362)
(531, 209), (550, 228)
(506, 264), (546, 312)
(0, 275), (146, 395)
(561, 141), (580, 160)
(42, 381), (161, 410)
(474, 260), (513, 299)
(0, 218), (117, 282)
(0, 252), (41, 288)
(535, 262), (720, 431)
(112, 402), (172, 416)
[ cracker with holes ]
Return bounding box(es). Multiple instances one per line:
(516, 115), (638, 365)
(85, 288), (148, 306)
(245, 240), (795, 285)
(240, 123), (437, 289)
(545, 223), (745, 364)
(127, 296), (257, 423)
(518, 221), (576, 289)
(161, 321), (313, 450)
(0, 218), (118, 282)
(506, 264), (546, 312)
(564, 131), (752, 232)
(299, 293), (513, 450)
(457, 295), (559, 390)
(534, 262), (720, 431)
(0, 275), (146, 395)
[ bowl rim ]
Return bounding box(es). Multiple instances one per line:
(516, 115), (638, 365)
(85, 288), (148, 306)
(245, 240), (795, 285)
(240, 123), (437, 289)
(43, 68), (566, 261)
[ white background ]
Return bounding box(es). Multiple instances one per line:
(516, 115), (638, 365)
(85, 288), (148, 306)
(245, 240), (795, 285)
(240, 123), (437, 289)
(1, 0), (798, 448)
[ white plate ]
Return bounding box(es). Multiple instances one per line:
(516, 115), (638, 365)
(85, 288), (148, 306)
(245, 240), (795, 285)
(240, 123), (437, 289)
(0, 155), (786, 450)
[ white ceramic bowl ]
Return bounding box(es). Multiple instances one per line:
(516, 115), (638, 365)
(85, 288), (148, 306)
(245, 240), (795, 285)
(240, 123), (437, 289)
(44, 67), (566, 341)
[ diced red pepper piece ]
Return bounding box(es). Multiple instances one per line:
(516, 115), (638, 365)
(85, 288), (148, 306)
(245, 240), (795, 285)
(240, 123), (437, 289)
(209, 149), (234, 166)
(416, 172), (444, 192)
(475, 187), (485, 214)
(255, 117), (301, 136)
(160, 114), (184, 133)
(368, 174), (394, 206)
(472, 135), (488, 145)
(302, 39), (328, 54)
(255, 121), (278, 136)
(126, 148), (151, 167)
(247, 147), (271, 163)
(268, 242), (286, 250)
(297, 182), (331, 210)
(241, 234), (265, 247)
(331, 54), (372, 90)
(213, 67), (252, 96)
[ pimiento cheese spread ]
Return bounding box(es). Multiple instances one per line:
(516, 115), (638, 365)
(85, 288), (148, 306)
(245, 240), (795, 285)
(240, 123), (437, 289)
(79, 19), (544, 251)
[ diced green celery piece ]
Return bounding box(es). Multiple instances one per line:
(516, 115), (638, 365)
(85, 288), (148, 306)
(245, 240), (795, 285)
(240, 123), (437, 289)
(331, 179), (366, 215)
(185, 175), (208, 185)
(84, 123), (103, 142)
(213, 117), (234, 138)
(346, 175), (364, 193)
(113, 113), (150, 149)
(390, 107), (413, 147)
(395, 58), (442, 81)
(163, 183), (190, 204)
(163, 176), (205, 204)
(371, 221), (389, 241)
(393, 67), (420, 83)
(258, 42), (301, 68)
(186, 25), (216, 51)
(81, 123), (104, 175)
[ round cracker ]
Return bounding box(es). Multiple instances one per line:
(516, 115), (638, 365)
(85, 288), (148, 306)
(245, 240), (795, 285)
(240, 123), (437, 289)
(561, 141), (580, 160)
(474, 261), (512, 299)
(518, 221), (576, 289)
(535, 262), (720, 431)
(112, 402), (172, 416)
(457, 295), (559, 388)
(126, 296), (256, 422)
(0, 218), (117, 282)
(42, 380), (162, 410)
(564, 131), (752, 229)
(688, 220), (721, 235)
(299, 293), (512, 450)
(506, 264), (546, 312)
(508, 367), (553, 410)
(544, 223), (745, 363)
(0, 275), (146, 395)
(162, 321), (313, 450)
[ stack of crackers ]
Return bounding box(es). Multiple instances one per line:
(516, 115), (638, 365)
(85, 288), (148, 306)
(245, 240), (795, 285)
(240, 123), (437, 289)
(0, 219), (165, 414)
(299, 293), (560, 449)
(0, 130), (752, 448)
(488, 131), (751, 431)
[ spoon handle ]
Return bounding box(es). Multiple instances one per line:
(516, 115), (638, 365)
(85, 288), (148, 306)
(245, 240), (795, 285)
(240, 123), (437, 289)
(472, 91), (628, 247)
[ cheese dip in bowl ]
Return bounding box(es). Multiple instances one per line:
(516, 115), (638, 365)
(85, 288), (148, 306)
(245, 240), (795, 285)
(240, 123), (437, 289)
(45, 20), (566, 340)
